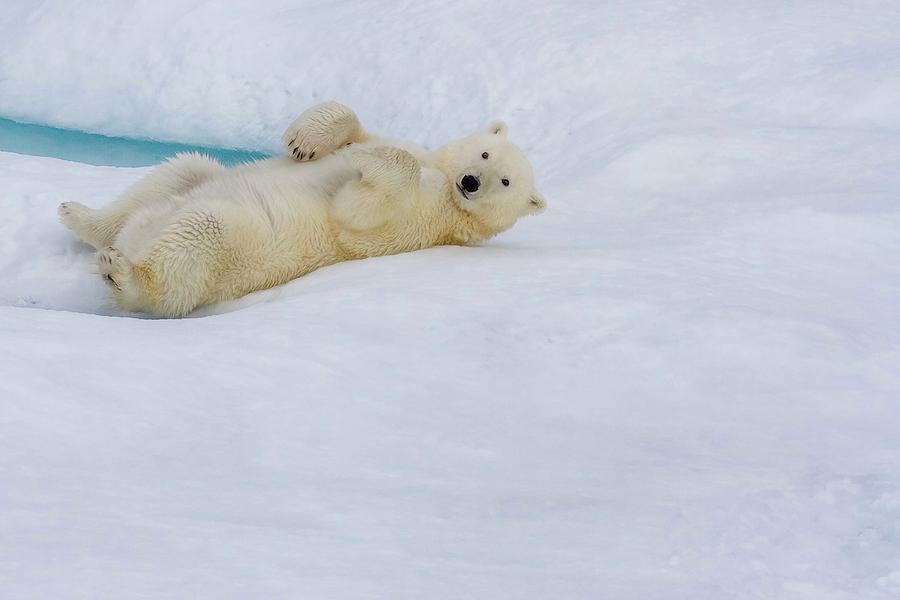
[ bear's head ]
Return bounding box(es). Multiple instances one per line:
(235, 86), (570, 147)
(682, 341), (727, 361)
(435, 121), (545, 239)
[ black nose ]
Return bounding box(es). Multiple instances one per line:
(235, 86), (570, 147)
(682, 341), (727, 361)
(461, 174), (480, 193)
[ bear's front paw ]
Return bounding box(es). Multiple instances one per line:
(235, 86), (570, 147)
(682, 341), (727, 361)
(282, 101), (363, 162)
(347, 146), (421, 189)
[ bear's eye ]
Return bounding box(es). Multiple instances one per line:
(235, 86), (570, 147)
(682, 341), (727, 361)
(482, 152), (489, 159)
(501, 178), (510, 187)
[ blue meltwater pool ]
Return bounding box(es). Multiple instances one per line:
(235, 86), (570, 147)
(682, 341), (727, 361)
(0, 117), (269, 167)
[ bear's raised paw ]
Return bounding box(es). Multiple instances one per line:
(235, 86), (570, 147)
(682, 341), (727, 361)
(282, 101), (363, 162)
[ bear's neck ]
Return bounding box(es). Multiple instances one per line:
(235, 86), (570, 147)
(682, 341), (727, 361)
(444, 203), (502, 246)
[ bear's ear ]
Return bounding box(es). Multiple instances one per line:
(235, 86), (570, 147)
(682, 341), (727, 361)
(486, 120), (508, 137)
(527, 190), (546, 214)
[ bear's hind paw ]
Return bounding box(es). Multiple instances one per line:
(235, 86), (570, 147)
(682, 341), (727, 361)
(96, 246), (132, 291)
(58, 201), (94, 232)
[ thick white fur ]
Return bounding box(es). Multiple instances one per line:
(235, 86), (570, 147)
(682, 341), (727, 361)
(59, 102), (545, 317)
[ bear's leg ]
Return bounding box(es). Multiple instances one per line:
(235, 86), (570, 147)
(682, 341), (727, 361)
(60, 153), (225, 249)
(282, 101), (367, 162)
(58, 200), (109, 248)
(96, 209), (225, 317)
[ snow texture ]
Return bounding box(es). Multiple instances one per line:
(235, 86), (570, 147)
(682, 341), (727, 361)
(2, 1), (900, 599)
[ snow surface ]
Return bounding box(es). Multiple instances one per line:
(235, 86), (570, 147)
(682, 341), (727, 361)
(2, 1), (900, 599)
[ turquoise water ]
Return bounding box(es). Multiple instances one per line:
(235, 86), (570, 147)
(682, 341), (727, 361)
(0, 117), (269, 167)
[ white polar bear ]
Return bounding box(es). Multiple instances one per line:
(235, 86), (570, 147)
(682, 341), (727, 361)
(59, 102), (546, 317)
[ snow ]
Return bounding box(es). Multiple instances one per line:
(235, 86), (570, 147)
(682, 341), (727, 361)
(2, 1), (900, 599)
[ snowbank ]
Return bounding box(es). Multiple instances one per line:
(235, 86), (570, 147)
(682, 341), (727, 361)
(1, 1), (898, 171)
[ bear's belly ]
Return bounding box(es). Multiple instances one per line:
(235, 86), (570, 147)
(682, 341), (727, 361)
(221, 205), (342, 295)
(332, 216), (443, 262)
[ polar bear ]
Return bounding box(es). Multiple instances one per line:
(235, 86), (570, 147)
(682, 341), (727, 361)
(59, 102), (545, 317)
